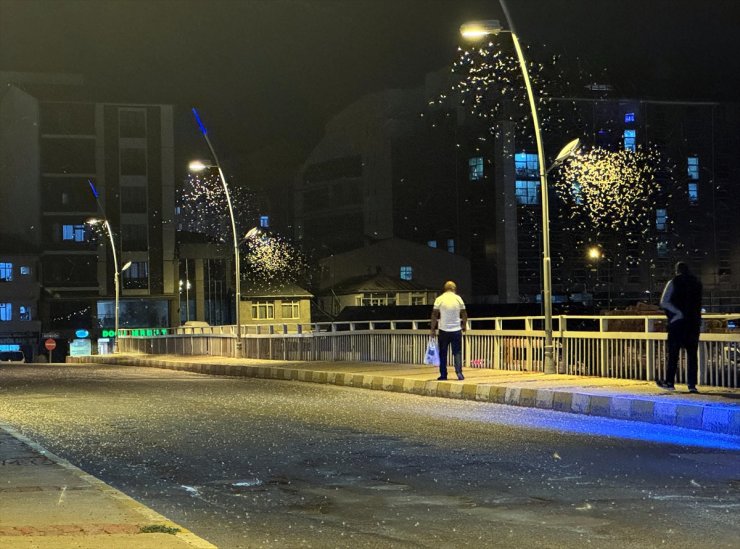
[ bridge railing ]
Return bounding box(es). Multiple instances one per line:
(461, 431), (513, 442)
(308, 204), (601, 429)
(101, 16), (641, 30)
(117, 314), (740, 388)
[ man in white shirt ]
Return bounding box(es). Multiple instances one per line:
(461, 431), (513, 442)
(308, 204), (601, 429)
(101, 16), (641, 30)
(430, 281), (468, 380)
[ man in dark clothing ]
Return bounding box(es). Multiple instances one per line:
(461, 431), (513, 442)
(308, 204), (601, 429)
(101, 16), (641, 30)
(657, 262), (703, 393)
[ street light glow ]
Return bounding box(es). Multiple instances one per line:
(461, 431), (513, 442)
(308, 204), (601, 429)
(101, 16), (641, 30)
(588, 247), (602, 260)
(121, 260), (133, 272)
(188, 160), (210, 172)
(460, 20), (502, 40)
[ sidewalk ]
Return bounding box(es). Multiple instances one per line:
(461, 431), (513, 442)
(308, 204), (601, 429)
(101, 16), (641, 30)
(69, 354), (740, 436)
(0, 423), (216, 548)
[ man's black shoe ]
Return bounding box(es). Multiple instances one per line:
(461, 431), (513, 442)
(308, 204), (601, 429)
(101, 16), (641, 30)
(437, 376), (447, 381)
(688, 386), (700, 394)
(656, 380), (675, 390)
(456, 372), (465, 380)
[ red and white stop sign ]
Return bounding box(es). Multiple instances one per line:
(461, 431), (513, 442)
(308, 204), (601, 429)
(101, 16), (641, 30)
(44, 338), (57, 351)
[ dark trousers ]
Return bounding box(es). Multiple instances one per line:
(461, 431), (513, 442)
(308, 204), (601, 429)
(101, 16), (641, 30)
(438, 329), (463, 378)
(666, 319), (699, 388)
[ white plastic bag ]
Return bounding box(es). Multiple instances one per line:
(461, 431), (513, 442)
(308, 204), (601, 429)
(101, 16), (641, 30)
(424, 337), (440, 366)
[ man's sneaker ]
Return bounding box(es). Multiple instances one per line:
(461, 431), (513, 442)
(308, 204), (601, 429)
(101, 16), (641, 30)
(656, 380), (675, 390)
(688, 386), (700, 394)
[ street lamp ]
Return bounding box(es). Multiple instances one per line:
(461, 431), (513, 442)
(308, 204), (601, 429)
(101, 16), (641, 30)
(86, 218), (131, 353)
(461, 8), (579, 374)
(189, 107), (244, 356)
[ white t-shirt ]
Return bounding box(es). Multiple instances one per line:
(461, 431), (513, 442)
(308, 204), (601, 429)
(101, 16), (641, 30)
(433, 291), (466, 332)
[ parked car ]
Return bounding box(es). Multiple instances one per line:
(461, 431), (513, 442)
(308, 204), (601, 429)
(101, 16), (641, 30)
(0, 351), (26, 363)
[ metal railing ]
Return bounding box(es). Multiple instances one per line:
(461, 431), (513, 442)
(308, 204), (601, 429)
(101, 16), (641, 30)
(117, 314), (740, 388)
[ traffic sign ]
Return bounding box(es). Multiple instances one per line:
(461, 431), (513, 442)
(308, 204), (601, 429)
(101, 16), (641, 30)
(44, 338), (57, 351)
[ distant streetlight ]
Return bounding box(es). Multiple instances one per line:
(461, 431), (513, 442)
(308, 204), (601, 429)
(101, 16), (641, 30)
(189, 107), (249, 356)
(86, 217), (131, 353)
(461, 5), (580, 374)
(586, 246), (612, 308)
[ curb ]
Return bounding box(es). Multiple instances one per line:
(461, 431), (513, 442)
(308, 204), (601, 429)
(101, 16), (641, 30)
(0, 421), (217, 549)
(69, 355), (740, 437)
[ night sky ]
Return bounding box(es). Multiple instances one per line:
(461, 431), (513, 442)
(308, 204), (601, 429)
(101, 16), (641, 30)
(2, 0), (739, 169)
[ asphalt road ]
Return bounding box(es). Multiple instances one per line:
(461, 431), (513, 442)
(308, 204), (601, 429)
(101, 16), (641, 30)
(0, 363), (738, 548)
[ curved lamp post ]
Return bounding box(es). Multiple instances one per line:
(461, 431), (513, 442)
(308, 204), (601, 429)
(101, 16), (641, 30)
(461, 9), (579, 374)
(189, 107), (247, 357)
(86, 218), (131, 353)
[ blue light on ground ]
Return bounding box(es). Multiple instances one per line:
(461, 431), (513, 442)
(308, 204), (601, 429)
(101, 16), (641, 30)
(440, 404), (740, 451)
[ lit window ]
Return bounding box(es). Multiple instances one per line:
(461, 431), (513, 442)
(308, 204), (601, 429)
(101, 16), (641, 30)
(447, 239), (455, 253)
(20, 266), (30, 276)
(0, 262), (13, 282)
(687, 156), (699, 180)
(656, 208), (667, 231)
(400, 266), (413, 281)
(688, 182), (698, 204)
(62, 224), (87, 242)
(515, 180), (539, 205)
(19, 306), (31, 321)
(411, 292), (427, 305)
(657, 241), (668, 258)
(514, 152), (538, 179)
(0, 303), (11, 321)
(427, 240), (437, 249)
(281, 300), (300, 319)
(251, 301), (275, 320)
(260, 215), (270, 228)
(468, 157), (484, 181)
(123, 261), (148, 289)
(624, 112), (635, 123)
(623, 130), (636, 152)
(357, 293), (397, 306)
(571, 181), (583, 204)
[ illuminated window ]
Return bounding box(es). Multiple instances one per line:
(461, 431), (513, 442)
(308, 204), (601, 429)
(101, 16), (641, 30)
(656, 208), (667, 231)
(411, 293), (427, 305)
(514, 152), (538, 179)
(400, 266), (413, 281)
(624, 112), (635, 123)
(427, 240), (437, 249)
(447, 239), (455, 253)
(623, 129), (636, 152)
(687, 156), (699, 180)
(0, 262), (12, 281)
(571, 181), (583, 204)
(280, 300), (299, 319)
(468, 157), (484, 181)
(62, 224), (87, 242)
(251, 301), (274, 320)
(357, 293), (397, 306)
(19, 306), (31, 321)
(0, 303), (10, 321)
(515, 180), (539, 205)
(123, 261), (148, 289)
(20, 266), (30, 276)
(657, 241), (668, 258)
(688, 182), (698, 204)
(260, 215), (269, 228)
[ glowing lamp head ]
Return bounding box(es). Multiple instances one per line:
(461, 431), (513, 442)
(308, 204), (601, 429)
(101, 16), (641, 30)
(188, 160), (210, 172)
(587, 247), (602, 260)
(86, 217), (102, 225)
(121, 261), (132, 272)
(460, 20), (503, 41)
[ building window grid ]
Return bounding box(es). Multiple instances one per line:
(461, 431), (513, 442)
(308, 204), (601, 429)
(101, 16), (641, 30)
(252, 301), (275, 320)
(400, 266), (413, 281)
(624, 112), (635, 123)
(357, 292), (397, 306)
(0, 302), (11, 321)
(62, 224), (87, 242)
(514, 152), (538, 179)
(688, 183), (698, 204)
(0, 262), (13, 281)
(656, 208), (667, 232)
(687, 156), (700, 180)
(281, 301), (300, 320)
(259, 215), (270, 228)
(515, 180), (539, 205)
(19, 306), (31, 321)
(623, 129), (636, 152)
(427, 240), (437, 249)
(468, 157), (484, 181)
